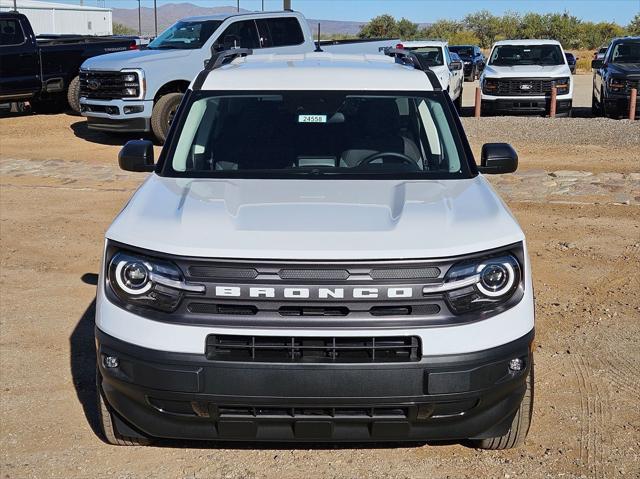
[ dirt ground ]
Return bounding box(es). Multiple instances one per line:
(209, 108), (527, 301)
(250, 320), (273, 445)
(1, 92), (639, 478)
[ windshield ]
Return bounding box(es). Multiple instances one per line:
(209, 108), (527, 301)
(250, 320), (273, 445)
(148, 20), (222, 50)
(450, 46), (473, 57)
(162, 91), (470, 180)
(404, 46), (444, 66)
(610, 41), (640, 64)
(489, 44), (564, 66)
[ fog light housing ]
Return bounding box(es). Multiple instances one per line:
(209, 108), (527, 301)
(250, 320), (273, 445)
(103, 355), (119, 369)
(123, 105), (144, 114)
(509, 358), (523, 372)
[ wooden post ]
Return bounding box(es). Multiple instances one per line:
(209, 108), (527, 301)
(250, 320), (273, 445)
(474, 87), (481, 118)
(549, 86), (557, 118)
(629, 88), (637, 121)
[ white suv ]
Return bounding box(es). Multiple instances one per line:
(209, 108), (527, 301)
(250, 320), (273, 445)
(95, 50), (535, 448)
(393, 41), (464, 110)
(480, 39), (573, 116)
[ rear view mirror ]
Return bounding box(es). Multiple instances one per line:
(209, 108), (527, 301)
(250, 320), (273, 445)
(119, 140), (155, 172)
(449, 60), (463, 71)
(223, 34), (241, 50)
(591, 59), (603, 69)
(478, 143), (518, 174)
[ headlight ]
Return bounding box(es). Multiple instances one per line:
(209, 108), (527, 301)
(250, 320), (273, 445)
(423, 254), (522, 314)
(553, 77), (570, 95)
(482, 78), (498, 94)
(608, 77), (625, 92)
(108, 251), (204, 312)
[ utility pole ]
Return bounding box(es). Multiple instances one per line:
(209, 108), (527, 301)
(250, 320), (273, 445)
(13, 0), (17, 11)
(137, 0), (141, 36)
(153, 0), (158, 37)
(261, 0), (264, 11)
(236, 0), (239, 12)
(283, 0), (291, 10)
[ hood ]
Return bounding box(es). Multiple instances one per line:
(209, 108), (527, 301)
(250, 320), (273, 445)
(106, 175), (524, 260)
(607, 63), (640, 76)
(81, 48), (195, 70)
(483, 63), (570, 78)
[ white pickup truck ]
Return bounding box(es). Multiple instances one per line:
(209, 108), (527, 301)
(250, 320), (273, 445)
(480, 39), (573, 116)
(390, 41), (464, 111)
(95, 48), (535, 448)
(79, 10), (395, 143)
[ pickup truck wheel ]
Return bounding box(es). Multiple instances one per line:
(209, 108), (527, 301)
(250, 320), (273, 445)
(454, 88), (463, 113)
(151, 92), (183, 144)
(66, 76), (81, 114)
(591, 91), (602, 116)
(472, 357), (534, 450)
(96, 371), (152, 446)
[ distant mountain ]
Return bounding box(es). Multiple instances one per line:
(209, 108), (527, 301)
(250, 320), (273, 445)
(112, 2), (366, 37)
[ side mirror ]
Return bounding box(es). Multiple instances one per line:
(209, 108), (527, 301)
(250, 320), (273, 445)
(591, 59), (603, 69)
(119, 140), (155, 172)
(478, 143), (518, 174)
(449, 60), (463, 71)
(211, 42), (224, 53)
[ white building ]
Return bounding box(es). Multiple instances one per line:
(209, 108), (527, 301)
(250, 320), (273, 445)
(0, 0), (112, 35)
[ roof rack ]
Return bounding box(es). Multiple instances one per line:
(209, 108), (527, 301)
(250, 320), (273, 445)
(193, 47), (253, 90)
(383, 47), (442, 91)
(206, 47), (253, 71)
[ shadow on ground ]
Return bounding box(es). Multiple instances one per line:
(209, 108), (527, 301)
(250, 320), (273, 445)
(460, 105), (595, 118)
(70, 121), (148, 146)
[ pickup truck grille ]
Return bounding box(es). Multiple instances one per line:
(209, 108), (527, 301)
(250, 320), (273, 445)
(493, 78), (554, 96)
(79, 70), (141, 100)
(205, 335), (422, 363)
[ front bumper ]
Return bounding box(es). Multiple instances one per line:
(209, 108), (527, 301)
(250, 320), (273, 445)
(604, 94), (640, 117)
(80, 98), (152, 132)
(481, 96), (572, 115)
(97, 328), (534, 442)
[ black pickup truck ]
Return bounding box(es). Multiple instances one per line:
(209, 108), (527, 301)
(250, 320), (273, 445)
(0, 12), (138, 113)
(592, 36), (640, 119)
(449, 45), (485, 82)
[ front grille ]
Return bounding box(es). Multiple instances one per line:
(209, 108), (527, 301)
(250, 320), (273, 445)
(206, 335), (421, 363)
(79, 70), (141, 100)
(492, 78), (554, 96)
(217, 406), (409, 419)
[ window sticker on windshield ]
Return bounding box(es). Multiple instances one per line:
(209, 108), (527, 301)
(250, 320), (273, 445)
(298, 114), (327, 123)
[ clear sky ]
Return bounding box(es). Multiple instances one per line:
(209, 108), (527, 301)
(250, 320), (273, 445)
(67, 0), (640, 24)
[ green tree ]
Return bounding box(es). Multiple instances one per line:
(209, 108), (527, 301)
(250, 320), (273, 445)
(464, 10), (501, 48)
(448, 30), (481, 46)
(113, 22), (136, 35)
(627, 13), (640, 35)
(497, 11), (522, 41)
(419, 19), (463, 41)
(396, 17), (419, 39)
(358, 14), (398, 38)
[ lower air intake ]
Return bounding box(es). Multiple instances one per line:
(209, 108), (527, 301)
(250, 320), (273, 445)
(205, 335), (421, 363)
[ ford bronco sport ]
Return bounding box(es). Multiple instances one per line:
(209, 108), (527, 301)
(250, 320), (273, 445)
(95, 48), (535, 449)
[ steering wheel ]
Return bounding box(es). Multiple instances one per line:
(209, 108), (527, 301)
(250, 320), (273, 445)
(357, 151), (417, 168)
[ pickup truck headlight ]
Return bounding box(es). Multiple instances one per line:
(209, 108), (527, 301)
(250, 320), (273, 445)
(482, 78), (498, 94)
(423, 254), (522, 314)
(120, 69), (145, 99)
(553, 77), (570, 95)
(107, 251), (204, 312)
(608, 77), (626, 92)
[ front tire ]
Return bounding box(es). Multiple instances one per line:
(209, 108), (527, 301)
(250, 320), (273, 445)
(67, 75), (81, 114)
(97, 372), (152, 446)
(151, 92), (183, 144)
(472, 357), (534, 450)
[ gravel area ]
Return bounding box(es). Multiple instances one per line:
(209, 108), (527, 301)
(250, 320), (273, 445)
(462, 116), (640, 148)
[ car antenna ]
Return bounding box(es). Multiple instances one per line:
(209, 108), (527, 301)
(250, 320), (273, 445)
(314, 22), (323, 52)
